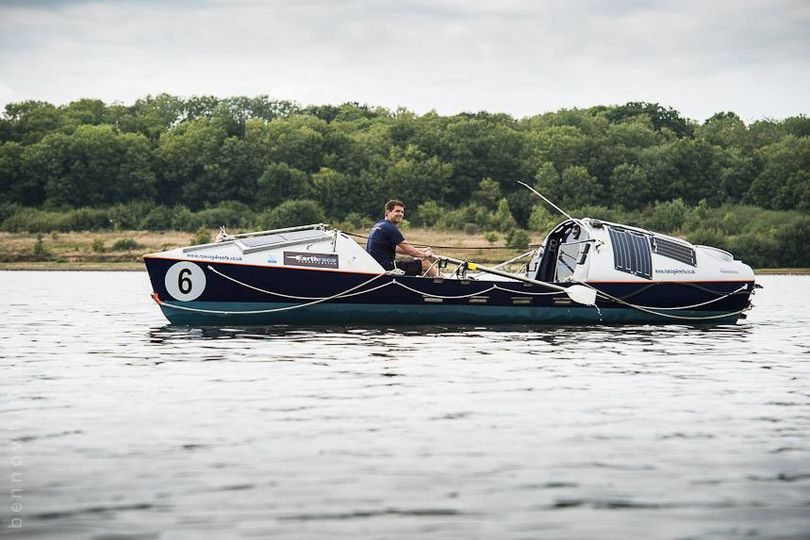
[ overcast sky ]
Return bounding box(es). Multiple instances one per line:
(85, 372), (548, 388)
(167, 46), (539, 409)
(0, 0), (808, 123)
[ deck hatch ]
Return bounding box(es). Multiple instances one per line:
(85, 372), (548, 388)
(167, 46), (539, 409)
(608, 227), (652, 280)
(650, 237), (696, 266)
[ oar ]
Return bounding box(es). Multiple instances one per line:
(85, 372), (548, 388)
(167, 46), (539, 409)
(434, 254), (597, 306)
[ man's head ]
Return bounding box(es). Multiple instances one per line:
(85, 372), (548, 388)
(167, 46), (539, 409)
(384, 200), (405, 224)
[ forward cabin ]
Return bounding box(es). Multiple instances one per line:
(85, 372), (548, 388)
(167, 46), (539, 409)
(144, 219), (756, 326)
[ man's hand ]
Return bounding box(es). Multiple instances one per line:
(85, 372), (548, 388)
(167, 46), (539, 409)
(397, 242), (434, 260)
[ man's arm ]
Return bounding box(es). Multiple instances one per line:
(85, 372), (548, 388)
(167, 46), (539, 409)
(396, 241), (433, 260)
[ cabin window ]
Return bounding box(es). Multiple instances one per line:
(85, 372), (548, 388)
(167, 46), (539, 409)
(554, 225), (588, 282)
(608, 227), (652, 280)
(555, 242), (579, 281)
(650, 236), (696, 266)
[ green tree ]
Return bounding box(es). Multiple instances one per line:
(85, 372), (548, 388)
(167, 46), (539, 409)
(527, 205), (556, 232)
(647, 198), (688, 232)
(610, 163), (650, 210)
(109, 93), (185, 140)
(255, 116), (328, 173)
(311, 167), (381, 219)
(698, 111), (749, 149)
(534, 162), (601, 209)
(506, 229), (530, 249)
(595, 119), (659, 182)
(256, 162), (311, 208)
(523, 107), (606, 137)
(30, 125), (156, 207)
(257, 199), (325, 229)
(533, 162), (560, 196)
(746, 135), (810, 210)
(558, 166), (602, 208)
(530, 125), (588, 172)
(775, 217), (810, 266)
(782, 115), (810, 138)
(441, 116), (529, 204)
(61, 99), (108, 132)
(640, 139), (723, 204)
(3, 101), (62, 144)
(412, 200), (445, 227)
(0, 142), (24, 204)
(748, 119), (787, 148)
(156, 118), (225, 205)
(472, 177), (503, 210)
(384, 149), (454, 208)
(716, 148), (756, 203)
(156, 118), (258, 207)
(605, 102), (695, 138)
(491, 198), (518, 232)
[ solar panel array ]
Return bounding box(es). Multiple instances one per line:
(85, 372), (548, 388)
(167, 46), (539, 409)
(239, 229), (329, 249)
(236, 229), (331, 254)
(650, 237), (697, 266)
(608, 227), (652, 279)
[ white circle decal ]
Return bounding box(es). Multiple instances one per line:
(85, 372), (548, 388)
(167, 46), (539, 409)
(164, 261), (206, 301)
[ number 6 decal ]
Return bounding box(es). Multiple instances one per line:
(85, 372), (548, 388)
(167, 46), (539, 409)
(165, 261), (206, 301)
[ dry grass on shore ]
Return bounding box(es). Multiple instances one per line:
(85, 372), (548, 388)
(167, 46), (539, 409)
(0, 230), (190, 270)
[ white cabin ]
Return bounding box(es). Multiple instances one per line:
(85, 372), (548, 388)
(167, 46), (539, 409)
(527, 218), (754, 283)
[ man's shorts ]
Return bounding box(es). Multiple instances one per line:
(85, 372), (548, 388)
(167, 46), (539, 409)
(393, 259), (423, 276)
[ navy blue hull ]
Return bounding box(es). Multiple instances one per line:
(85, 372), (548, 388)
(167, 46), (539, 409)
(145, 258), (754, 326)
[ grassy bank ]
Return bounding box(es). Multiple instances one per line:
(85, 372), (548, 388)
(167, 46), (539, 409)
(0, 230), (189, 270)
(1, 229), (807, 274)
(751, 268), (810, 275)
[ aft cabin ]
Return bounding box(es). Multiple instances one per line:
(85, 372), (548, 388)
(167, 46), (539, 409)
(529, 218), (754, 284)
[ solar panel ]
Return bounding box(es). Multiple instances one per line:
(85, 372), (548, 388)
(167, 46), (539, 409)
(237, 229), (330, 253)
(650, 236), (697, 266)
(608, 227), (652, 279)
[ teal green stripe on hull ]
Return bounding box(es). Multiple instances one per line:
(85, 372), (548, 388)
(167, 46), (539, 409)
(158, 302), (741, 326)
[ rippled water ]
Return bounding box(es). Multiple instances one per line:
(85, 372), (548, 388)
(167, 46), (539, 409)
(2, 272), (809, 539)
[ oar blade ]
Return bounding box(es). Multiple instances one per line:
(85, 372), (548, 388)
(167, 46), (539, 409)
(566, 284), (597, 306)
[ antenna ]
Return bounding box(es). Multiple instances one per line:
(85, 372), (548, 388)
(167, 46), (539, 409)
(517, 181), (575, 221)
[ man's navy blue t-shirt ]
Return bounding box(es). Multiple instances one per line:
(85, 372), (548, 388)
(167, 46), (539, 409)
(366, 219), (404, 270)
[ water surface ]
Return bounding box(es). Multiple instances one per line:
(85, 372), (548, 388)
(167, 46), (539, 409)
(2, 272), (809, 539)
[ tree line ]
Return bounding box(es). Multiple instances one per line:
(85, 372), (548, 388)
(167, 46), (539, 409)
(0, 95), (808, 266)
